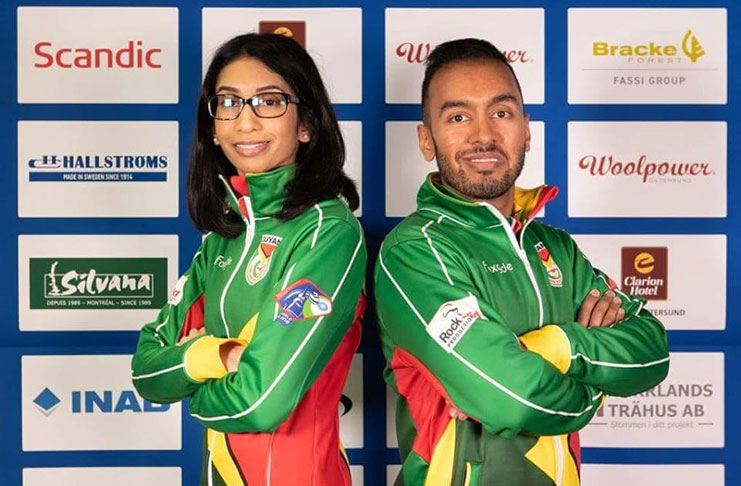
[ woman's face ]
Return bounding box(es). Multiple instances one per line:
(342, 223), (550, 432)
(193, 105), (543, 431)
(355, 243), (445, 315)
(213, 57), (309, 175)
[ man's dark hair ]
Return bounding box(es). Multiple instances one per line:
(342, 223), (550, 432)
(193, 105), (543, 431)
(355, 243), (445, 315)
(188, 33), (359, 238)
(421, 38), (523, 124)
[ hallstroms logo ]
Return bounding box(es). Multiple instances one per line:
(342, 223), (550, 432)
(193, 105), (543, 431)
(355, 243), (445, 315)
(274, 279), (333, 326)
(246, 234), (282, 285)
(27, 154), (168, 182)
(621, 247), (668, 300)
(259, 21), (306, 48)
(592, 29), (706, 63)
(32, 386), (170, 417)
(577, 154), (715, 184)
(30, 258), (167, 309)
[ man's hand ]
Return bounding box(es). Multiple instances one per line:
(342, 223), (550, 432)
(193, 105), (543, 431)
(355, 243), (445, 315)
(220, 342), (246, 373)
(577, 289), (625, 328)
(177, 327), (205, 345)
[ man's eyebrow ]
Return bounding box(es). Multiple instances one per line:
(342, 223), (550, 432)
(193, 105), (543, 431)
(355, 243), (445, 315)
(438, 94), (521, 115)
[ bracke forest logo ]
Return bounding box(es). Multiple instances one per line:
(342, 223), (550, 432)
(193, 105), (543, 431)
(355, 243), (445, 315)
(258, 21), (306, 48)
(577, 154), (715, 184)
(592, 29), (706, 64)
(395, 42), (533, 64)
(30, 257), (168, 309)
(621, 247), (668, 300)
(33, 386), (170, 416)
(28, 154), (168, 182)
(33, 40), (163, 70)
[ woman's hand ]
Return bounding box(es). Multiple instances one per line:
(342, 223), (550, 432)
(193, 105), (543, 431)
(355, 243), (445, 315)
(177, 327), (206, 345)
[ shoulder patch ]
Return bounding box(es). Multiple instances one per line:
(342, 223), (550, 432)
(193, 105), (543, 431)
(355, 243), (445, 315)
(427, 295), (483, 352)
(168, 275), (188, 305)
(274, 279), (333, 326)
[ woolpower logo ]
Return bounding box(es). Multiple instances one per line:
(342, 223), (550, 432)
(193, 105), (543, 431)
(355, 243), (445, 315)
(30, 258), (167, 310)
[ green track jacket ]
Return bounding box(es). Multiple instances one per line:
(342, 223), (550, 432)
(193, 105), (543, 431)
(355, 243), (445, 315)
(131, 164), (367, 486)
(375, 174), (669, 486)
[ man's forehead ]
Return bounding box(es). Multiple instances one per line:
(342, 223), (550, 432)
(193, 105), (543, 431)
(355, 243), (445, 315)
(429, 59), (522, 104)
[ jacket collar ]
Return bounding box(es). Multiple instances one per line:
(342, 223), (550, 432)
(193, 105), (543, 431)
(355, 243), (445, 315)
(218, 163), (296, 221)
(416, 173), (559, 229)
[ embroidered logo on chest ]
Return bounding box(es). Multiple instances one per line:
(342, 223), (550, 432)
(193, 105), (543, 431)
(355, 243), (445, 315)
(274, 279), (333, 326)
(534, 241), (563, 287)
(245, 234), (283, 285)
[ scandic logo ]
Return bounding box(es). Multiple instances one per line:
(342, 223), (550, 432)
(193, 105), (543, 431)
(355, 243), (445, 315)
(28, 154), (168, 182)
(395, 42), (533, 64)
(34, 40), (162, 69)
(577, 154), (715, 183)
(30, 258), (168, 310)
(592, 29), (706, 63)
(32, 387), (170, 416)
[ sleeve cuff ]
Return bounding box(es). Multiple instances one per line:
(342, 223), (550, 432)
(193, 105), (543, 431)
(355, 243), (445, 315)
(519, 325), (572, 374)
(184, 336), (246, 382)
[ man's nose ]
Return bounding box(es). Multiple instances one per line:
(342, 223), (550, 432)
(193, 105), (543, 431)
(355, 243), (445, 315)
(469, 116), (500, 145)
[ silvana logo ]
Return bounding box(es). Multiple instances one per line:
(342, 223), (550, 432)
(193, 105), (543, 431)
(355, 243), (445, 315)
(33, 387), (170, 416)
(34, 40), (162, 69)
(28, 154), (168, 182)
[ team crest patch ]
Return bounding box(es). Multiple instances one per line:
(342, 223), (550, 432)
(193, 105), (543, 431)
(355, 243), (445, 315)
(535, 242), (563, 287)
(274, 279), (333, 326)
(245, 234), (282, 285)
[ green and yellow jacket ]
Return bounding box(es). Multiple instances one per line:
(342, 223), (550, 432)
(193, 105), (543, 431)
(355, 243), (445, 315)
(374, 174), (669, 486)
(132, 165), (366, 486)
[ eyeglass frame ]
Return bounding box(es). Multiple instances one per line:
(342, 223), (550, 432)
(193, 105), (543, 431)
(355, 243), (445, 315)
(206, 91), (301, 120)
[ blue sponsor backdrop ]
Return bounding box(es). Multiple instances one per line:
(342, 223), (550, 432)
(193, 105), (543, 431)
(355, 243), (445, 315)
(1, 0), (738, 485)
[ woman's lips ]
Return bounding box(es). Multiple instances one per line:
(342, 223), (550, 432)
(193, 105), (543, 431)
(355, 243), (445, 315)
(234, 141), (270, 157)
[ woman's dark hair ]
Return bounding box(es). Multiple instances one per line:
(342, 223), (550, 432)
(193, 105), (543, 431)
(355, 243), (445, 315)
(187, 33), (359, 238)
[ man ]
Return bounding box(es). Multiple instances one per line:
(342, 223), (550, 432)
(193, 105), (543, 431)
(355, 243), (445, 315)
(374, 38), (669, 486)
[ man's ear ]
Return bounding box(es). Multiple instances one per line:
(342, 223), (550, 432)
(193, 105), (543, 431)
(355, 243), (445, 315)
(417, 123), (436, 162)
(523, 113), (531, 153)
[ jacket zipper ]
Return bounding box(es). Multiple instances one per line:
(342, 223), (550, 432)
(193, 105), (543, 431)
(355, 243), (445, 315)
(481, 204), (544, 327)
(265, 432), (276, 486)
(217, 174), (257, 338)
(553, 436), (564, 486)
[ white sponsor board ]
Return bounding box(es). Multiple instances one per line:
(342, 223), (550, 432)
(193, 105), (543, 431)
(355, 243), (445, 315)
(22, 355), (181, 451)
(340, 121), (363, 216)
(387, 464), (402, 486)
(568, 122), (726, 217)
(386, 9), (544, 104)
(386, 121), (545, 217)
(350, 466), (363, 486)
(568, 9), (727, 104)
(18, 235), (178, 331)
(18, 121), (179, 218)
(17, 7), (178, 103)
(340, 353), (364, 448)
(23, 467), (182, 486)
(387, 387), (398, 447)
(581, 352), (724, 448)
(581, 464), (724, 486)
(202, 8), (362, 103)
(573, 235), (726, 330)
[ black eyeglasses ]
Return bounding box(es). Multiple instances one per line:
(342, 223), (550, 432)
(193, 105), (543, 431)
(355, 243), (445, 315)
(207, 92), (300, 120)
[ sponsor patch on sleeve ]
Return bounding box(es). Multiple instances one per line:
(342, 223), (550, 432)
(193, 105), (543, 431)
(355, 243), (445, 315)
(427, 295), (484, 352)
(168, 275), (188, 305)
(274, 279), (333, 326)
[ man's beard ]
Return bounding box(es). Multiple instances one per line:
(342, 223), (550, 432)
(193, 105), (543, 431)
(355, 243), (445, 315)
(436, 141), (526, 200)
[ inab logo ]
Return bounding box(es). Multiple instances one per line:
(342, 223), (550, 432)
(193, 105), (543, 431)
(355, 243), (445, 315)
(33, 387), (169, 416)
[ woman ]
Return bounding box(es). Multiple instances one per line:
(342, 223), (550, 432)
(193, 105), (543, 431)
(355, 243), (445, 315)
(131, 33), (366, 486)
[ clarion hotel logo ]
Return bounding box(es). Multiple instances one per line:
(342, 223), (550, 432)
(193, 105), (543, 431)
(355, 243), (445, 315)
(33, 40), (162, 69)
(577, 154), (715, 183)
(621, 247), (668, 300)
(395, 42), (533, 64)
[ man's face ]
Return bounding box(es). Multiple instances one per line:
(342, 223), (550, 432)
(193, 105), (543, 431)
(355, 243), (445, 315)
(418, 59), (530, 201)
